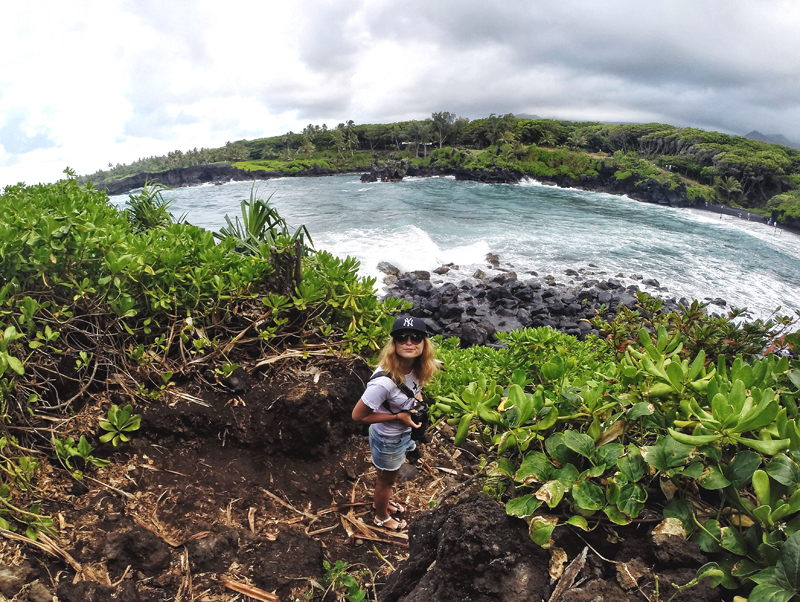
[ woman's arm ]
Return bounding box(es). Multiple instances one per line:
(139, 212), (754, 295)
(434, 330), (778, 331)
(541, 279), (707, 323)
(352, 400), (420, 427)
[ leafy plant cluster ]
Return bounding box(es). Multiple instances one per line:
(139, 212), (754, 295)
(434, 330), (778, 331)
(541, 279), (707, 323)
(427, 298), (800, 600)
(0, 175), (405, 539)
(766, 190), (800, 221)
(314, 559), (370, 601)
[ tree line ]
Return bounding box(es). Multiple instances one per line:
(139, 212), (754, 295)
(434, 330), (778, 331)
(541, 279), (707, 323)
(80, 114), (800, 212)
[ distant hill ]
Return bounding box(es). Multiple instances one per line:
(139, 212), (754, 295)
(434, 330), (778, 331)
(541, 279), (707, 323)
(745, 130), (800, 150)
(514, 113), (541, 120)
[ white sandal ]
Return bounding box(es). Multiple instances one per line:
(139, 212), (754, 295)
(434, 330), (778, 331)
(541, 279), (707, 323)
(373, 515), (407, 532)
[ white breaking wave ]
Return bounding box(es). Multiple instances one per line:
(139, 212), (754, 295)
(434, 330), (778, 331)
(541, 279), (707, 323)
(316, 225), (492, 290)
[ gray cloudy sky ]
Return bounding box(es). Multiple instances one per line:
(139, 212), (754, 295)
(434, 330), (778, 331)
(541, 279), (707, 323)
(2, 0), (798, 188)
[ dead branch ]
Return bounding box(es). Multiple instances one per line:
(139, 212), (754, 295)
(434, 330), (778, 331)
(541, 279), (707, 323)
(224, 578), (280, 602)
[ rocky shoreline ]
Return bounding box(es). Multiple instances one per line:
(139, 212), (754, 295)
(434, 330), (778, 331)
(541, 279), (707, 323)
(378, 254), (730, 346)
(93, 162), (347, 196)
(95, 160), (696, 209)
(94, 160), (799, 231)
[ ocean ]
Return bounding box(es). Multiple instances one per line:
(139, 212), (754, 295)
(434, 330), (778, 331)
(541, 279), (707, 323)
(109, 174), (800, 321)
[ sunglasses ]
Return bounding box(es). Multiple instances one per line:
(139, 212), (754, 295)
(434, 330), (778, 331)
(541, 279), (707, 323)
(392, 331), (425, 344)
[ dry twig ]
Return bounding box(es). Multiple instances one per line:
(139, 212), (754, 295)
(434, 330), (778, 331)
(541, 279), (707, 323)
(224, 578), (280, 602)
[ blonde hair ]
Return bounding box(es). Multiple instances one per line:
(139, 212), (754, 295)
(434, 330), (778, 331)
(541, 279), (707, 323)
(378, 336), (438, 387)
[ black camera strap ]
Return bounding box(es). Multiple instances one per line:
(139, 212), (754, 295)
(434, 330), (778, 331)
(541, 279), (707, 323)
(368, 370), (417, 414)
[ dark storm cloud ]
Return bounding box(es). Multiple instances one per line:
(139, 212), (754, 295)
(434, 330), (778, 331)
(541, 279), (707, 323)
(0, 108), (58, 164)
(105, 0), (800, 144)
(349, 0), (800, 140)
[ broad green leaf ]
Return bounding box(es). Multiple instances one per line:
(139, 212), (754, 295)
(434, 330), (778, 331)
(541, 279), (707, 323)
(545, 433), (580, 466)
(572, 481), (604, 511)
(565, 515), (588, 530)
(514, 451), (552, 483)
(604, 505), (631, 525)
(582, 465), (605, 479)
(454, 413), (472, 446)
(535, 480), (567, 509)
(725, 451), (762, 489)
(563, 431), (595, 459)
(691, 519), (722, 553)
(694, 441), (721, 460)
(698, 466), (731, 490)
(529, 515), (558, 546)
(753, 505), (773, 525)
(534, 406), (558, 431)
(663, 500), (694, 534)
(777, 530), (800, 590)
(616, 483), (647, 518)
(552, 464), (580, 487)
(681, 462), (704, 479)
(502, 406), (521, 430)
(731, 559), (763, 577)
(766, 454), (800, 488)
(505, 495), (541, 518)
(596, 443), (624, 467)
(76, 436), (92, 457)
(732, 364), (754, 389)
(617, 445), (647, 482)
(628, 402), (654, 420)
(695, 562), (725, 588)
(643, 437), (692, 472)
(541, 357), (566, 381)
(6, 356), (24, 375)
(488, 457), (516, 478)
(720, 526), (747, 555)
(748, 583), (795, 602)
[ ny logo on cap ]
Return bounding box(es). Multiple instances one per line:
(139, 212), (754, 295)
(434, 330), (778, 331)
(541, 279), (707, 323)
(404, 318), (414, 327)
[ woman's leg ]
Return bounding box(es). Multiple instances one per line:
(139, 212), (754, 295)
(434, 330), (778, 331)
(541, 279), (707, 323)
(374, 468), (406, 528)
(374, 468), (398, 520)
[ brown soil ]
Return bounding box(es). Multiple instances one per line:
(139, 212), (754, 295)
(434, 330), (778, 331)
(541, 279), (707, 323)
(0, 355), (726, 602)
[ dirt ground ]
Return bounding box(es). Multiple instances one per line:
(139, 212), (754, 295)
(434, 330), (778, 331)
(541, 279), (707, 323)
(0, 355), (726, 602)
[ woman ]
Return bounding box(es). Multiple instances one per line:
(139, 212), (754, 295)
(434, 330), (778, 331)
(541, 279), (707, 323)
(352, 316), (438, 531)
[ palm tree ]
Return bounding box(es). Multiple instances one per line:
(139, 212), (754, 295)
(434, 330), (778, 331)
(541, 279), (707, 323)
(567, 130), (588, 150)
(300, 140), (316, 157)
(538, 131), (557, 148)
(715, 176), (743, 204)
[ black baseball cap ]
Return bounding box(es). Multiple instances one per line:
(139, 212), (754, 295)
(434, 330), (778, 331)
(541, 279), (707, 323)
(391, 316), (428, 336)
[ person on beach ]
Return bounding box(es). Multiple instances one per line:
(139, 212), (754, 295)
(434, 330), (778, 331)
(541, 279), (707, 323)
(351, 316), (438, 531)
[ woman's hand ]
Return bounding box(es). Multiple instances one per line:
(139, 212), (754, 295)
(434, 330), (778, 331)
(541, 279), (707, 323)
(397, 410), (421, 429)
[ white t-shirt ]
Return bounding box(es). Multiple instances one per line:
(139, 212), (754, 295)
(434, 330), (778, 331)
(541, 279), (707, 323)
(361, 369), (421, 437)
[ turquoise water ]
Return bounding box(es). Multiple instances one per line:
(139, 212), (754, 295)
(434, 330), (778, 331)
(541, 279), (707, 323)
(110, 175), (800, 320)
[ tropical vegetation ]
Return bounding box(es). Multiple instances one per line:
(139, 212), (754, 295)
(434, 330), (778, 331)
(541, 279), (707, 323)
(2, 164), (800, 601)
(0, 173), (405, 536)
(77, 113), (800, 222)
(425, 295), (800, 602)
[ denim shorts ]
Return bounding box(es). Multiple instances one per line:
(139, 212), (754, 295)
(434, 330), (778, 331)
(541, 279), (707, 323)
(368, 425), (416, 472)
